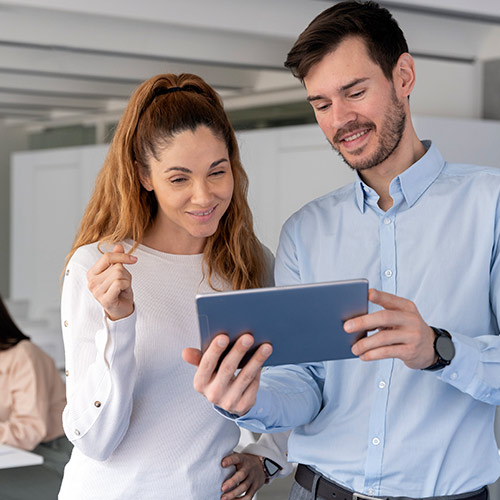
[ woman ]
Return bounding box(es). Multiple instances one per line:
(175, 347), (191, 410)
(0, 295), (72, 500)
(60, 73), (289, 500)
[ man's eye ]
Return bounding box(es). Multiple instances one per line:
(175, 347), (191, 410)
(315, 103), (330, 112)
(350, 90), (365, 99)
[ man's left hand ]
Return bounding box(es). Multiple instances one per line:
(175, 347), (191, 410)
(220, 452), (267, 500)
(346, 289), (437, 370)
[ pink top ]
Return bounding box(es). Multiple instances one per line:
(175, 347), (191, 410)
(0, 340), (66, 450)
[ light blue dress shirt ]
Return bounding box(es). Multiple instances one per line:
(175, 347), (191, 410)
(233, 142), (500, 497)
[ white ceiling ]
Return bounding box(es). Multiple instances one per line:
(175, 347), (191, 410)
(0, 0), (500, 128)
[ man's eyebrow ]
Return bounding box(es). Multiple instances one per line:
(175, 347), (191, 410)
(307, 77), (370, 102)
(340, 77), (369, 92)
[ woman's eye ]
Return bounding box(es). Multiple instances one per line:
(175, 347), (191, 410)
(170, 177), (187, 184)
(210, 170), (225, 177)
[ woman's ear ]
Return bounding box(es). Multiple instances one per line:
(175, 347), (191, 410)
(393, 52), (416, 99)
(136, 162), (153, 191)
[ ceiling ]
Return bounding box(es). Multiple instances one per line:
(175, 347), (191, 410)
(1, 0), (500, 130)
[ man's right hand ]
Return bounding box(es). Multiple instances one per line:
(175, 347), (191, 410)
(182, 334), (272, 416)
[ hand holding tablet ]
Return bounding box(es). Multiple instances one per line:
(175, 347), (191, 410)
(196, 279), (368, 368)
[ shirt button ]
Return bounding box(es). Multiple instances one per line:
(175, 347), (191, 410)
(65, 370), (69, 377)
(450, 372), (458, 380)
(74, 429), (80, 436)
(65, 269), (70, 276)
(94, 401), (101, 408)
(378, 381), (386, 389)
(368, 489), (375, 495)
(257, 408), (263, 414)
(64, 320), (69, 327)
(384, 269), (393, 278)
(372, 437), (380, 446)
(383, 218), (391, 225)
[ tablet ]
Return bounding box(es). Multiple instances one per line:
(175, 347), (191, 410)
(196, 278), (368, 367)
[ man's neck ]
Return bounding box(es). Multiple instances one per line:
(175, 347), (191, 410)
(359, 132), (426, 211)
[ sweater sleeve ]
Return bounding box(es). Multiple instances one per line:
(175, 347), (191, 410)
(0, 342), (49, 450)
(61, 251), (137, 461)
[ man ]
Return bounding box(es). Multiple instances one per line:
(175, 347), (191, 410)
(184, 2), (500, 499)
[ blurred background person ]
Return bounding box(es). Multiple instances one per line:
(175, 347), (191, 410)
(0, 295), (72, 500)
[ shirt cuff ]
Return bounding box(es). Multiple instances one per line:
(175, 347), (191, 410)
(439, 332), (479, 389)
(214, 389), (275, 433)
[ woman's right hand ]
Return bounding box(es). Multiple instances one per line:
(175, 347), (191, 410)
(87, 243), (137, 321)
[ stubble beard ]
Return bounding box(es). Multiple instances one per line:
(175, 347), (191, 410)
(330, 91), (407, 172)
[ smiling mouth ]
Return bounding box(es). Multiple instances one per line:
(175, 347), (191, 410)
(188, 206), (216, 217)
(342, 129), (370, 142)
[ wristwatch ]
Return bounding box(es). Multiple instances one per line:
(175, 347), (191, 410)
(259, 457), (282, 483)
(423, 327), (455, 371)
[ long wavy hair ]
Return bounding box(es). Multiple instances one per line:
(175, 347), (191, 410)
(65, 73), (266, 290)
(0, 296), (30, 351)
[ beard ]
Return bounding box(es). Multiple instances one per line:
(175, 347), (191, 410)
(329, 89), (406, 171)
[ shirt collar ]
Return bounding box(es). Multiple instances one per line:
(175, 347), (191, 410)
(354, 141), (445, 212)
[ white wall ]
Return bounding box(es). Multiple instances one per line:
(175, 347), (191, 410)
(0, 124), (28, 297)
(10, 144), (108, 319)
(10, 115), (500, 317)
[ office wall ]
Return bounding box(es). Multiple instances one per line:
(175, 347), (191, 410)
(9, 115), (500, 316)
(0, 123), (28, 298)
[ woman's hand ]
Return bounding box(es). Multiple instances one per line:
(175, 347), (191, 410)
(86, 243), (137, 321)
(220, 452), (267, 500)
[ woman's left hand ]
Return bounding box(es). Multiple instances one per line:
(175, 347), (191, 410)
(220, 452), (267, 500)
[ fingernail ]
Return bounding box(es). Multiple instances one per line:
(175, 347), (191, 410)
(352, 345), (358, 355)
(262, 344), (272, 356)
(344, 320), (353, 331)
(217, 336), (229, 347)
(130, 256), (137, 262)
(241, 336), (253, 347)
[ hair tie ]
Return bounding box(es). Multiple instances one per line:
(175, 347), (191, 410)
(139, 84), (208, 121)
(153, 85), (203, 98)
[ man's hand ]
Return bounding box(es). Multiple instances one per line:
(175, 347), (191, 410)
(345, 289), (437, 370)
(182, 333), (272, 416)
(220, 452), (267, 500)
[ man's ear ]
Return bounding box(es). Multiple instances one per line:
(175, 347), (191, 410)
(136, 162), (153, 191)
(393, 52), (416, 98)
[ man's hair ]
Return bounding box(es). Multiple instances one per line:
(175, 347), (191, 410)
(284, 1), (409, 81)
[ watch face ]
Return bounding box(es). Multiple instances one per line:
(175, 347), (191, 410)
(264, 458), (281, 477)
(435, 335), (455, 362)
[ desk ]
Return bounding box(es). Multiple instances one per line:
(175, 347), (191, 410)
(0, 444), (43, 469)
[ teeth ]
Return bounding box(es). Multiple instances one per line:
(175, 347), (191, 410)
(193, 208), (214, 216)
(344, 130), (368, 142)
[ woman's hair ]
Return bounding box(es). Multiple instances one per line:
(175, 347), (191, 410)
(0, 296), (30, 351)
(285, 0), (408, 81)
(65, 73), (266, 290)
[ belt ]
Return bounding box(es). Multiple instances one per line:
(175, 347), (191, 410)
(295, 464), (488, 500)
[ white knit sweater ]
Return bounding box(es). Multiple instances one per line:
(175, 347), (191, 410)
(59, 241), (288, 500)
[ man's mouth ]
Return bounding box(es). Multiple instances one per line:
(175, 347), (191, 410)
(343, 129), (369, 142)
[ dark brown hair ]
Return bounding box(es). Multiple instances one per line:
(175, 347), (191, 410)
(0, 296), (30, 351)
(285, 1), (409, 81)
(66, 73), (266, 290)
